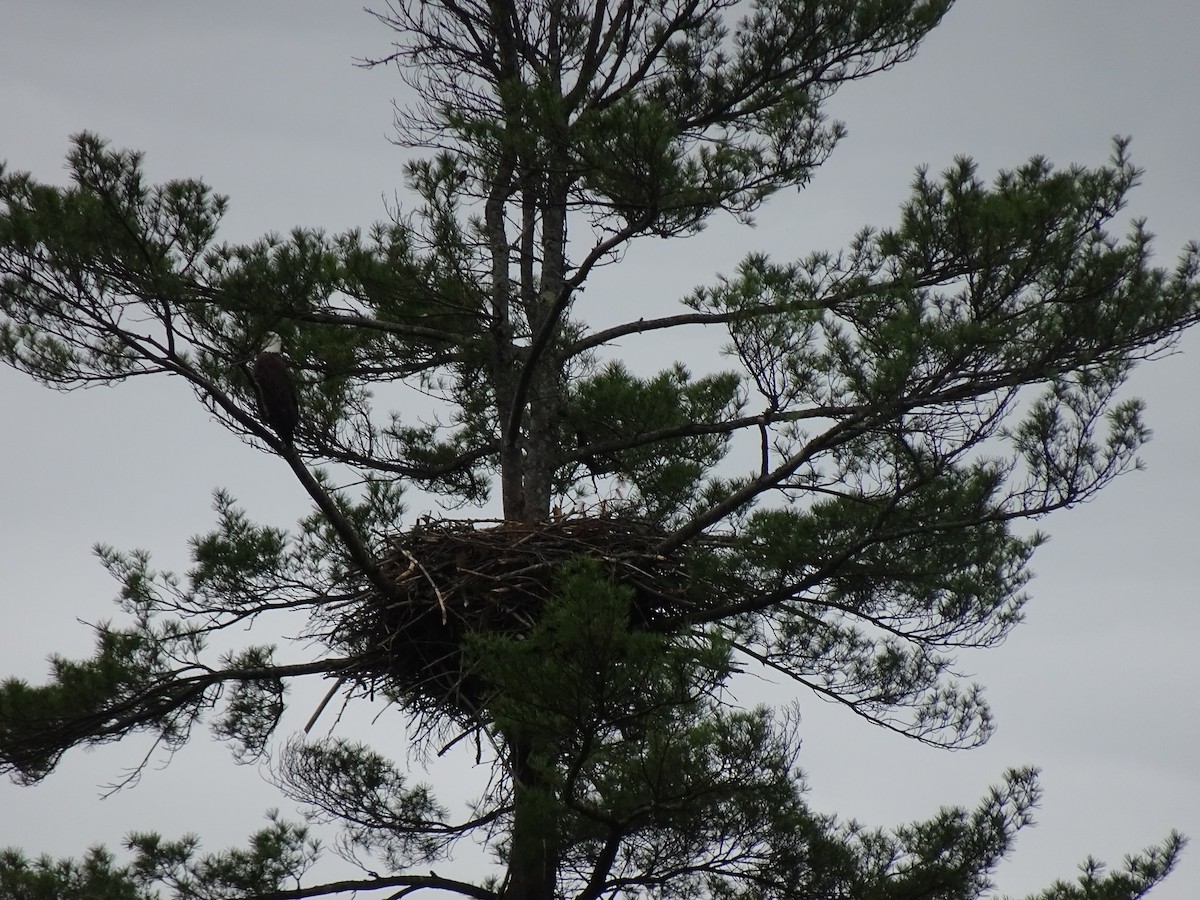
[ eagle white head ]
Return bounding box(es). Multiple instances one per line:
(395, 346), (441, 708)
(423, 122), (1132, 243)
(263, 332), (284, 355)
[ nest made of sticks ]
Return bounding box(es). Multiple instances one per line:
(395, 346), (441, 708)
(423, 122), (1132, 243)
(332, 516), (698, 721)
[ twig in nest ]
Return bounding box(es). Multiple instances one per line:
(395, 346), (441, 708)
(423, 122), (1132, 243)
(399, 546), (449, 624)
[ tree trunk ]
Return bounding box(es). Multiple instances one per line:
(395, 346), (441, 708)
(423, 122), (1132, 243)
(503, 739), (560, 900)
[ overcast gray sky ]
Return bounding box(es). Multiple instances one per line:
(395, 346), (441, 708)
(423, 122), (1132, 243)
(1, 2), (1198, 898)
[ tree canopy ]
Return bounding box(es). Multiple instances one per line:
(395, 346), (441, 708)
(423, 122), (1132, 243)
(1, 2), (1196, 899)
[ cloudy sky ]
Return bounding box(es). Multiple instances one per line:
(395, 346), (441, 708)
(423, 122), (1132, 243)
(1, 2), (1198, 897)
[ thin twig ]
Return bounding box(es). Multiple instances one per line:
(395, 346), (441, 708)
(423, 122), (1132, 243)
(304, 676), (348, 735)
(399, 547), (449, 624)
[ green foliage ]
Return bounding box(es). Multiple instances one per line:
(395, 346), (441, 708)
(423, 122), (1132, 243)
(125, 812), (319, 899)
(0, 593), (208, 783)
(465, 562), (850, 897)
(563, 362), (744, 520)
(1019, 833), (1186, 900)
(467, 559), (735, 762)
(211, 646), (286, 763)
(0, 846), (152, 900)
(274, 738), (453, 871)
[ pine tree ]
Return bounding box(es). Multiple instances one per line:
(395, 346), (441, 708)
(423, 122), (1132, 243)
(0, 2), (1195, 898)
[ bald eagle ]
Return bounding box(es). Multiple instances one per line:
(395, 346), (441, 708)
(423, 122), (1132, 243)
(252, 332), (299, 445)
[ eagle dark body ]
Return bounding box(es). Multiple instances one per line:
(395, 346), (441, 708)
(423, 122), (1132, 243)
(252, 335), (299, 445)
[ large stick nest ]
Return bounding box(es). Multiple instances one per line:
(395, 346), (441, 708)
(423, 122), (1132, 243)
(331, 517), (702, 722)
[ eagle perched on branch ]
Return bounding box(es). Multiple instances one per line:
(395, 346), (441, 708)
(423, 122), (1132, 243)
(252, 332), (299, 445)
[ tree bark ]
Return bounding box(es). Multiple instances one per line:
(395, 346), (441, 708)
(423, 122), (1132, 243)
(502, 738), (560, 900)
